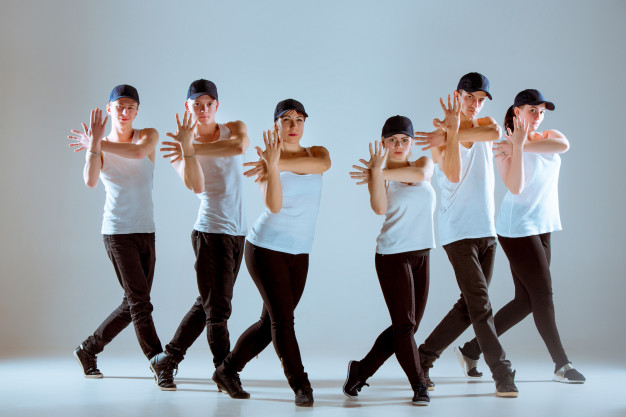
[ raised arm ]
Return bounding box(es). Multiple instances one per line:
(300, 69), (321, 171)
(161, 112), (204, 193)
(493, 116), (530, 194)
(193, 121), (250, 157)
(256, 130), (282, 213)
(100, 128), (158, 160)
(383, 156), (434, 183)
(83, 108), (108, 188)
(278, 145), (331, 174)
(523, 129), (570, 154)
(435, 95), (462, 183)
(367, 142), (389, 215)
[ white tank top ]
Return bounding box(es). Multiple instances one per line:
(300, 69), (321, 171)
(100, 129), (155, 235)
(496, 152), (561, 237)
(247, 149), (322, 255)
(376, 164), (436, 254)
(436, 120), (496, 245)
(193, 124), (247, 236)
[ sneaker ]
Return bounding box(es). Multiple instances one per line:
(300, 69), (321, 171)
(149, 352), (177, 391)
(411, 383), (430, 406)
(212, 365), (250, 399)
(73, 345), (103, 378)
(295, 386), (314, 407)
(553, 363), (585, 384)
(343, 360), (369, 397)
(455, 346), (483, 378)
(495, 369), (519, 398)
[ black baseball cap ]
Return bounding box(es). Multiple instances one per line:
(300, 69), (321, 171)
(513, 89), (555, 111)
(457, 72), (492, 100)
(187, 79), (218, 101)
(382, 115), (414, 139)
(274, 99), (308, 121)
(109, 84), (140, 104)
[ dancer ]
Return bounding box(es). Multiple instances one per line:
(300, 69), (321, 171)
(68, 85), (172, 389)
(414, 72), (518, 397)
(213, 99), (330, 407)
(345, 116), (435, 405)
(456, 89), (585, 384)
(151, 79), (250, 390)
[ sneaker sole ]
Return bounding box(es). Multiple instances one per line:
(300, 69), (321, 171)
(553, 376), (585, 384)
(342, 361), (359, 398)
(412, 401), (430, 406)
(73, 350), (103, 379)
(496, 391), (519, 398)
(454, 347), (482, 379)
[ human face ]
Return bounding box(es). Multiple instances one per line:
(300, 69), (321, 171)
(456, 90), (488, 119)
(515, 103), (546, 131)
(106, 97), (138, 127)
(383, 134), (412, 161)
(185, 95), (219, 125)
(275, 110), (305, 142)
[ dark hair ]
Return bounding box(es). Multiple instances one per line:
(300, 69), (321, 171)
(504, 105), (516, 133)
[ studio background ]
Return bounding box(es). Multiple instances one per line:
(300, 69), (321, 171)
(1, 0), (624, 370)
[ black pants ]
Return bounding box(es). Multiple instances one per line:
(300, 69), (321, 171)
(222, 241), (309, 390)
(165, 232), (245, 367)
(461, 233), (569, 368)
(359, 250), (430, 386)
(82, 233), (163, 359)
(419, 237), (511, 375)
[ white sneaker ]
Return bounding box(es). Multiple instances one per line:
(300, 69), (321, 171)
(553, 363), (585, 384)
(455, 346), (483, 378)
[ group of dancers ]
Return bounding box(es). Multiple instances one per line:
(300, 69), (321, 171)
(68, 72), (584, 407)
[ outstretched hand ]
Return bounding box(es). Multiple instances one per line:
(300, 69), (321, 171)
(414, 128), (446, 151)
(433, 94), (461, 132)
(160, 141), (183, 163)
(165, 112), (197, 145)
(68, 108), (108, 153)
(494, 116), (530, 160)
(349, 141), (388, 185)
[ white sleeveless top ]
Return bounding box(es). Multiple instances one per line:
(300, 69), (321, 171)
(193, 124), (247, 236)
(496, 152), (562, 237)
(436, 120), (496, 246)
(247, 149), (323, 255)
(376, 164), (436, 254)
(100, 129), (155, 235)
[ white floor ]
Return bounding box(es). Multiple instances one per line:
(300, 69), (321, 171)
(1, 353), (624, 417)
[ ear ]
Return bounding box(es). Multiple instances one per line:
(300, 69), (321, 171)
(453, 90), (460, 99)
(184, 101), (190, 112)
(106, 103), (111, 115)
(514, 107), (520, 116)
(274, 121), (279, 131)
(215, 101), (220, 111)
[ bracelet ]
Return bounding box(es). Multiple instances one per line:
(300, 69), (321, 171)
(183, 152), (196, 158)
(88, 150), (101, 158)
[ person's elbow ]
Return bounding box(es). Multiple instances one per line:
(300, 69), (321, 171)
(268, 203), (282, 214)
(85, 177), (98, 188)
(558, 140), (570, 153)
(445, 172), (461, 183)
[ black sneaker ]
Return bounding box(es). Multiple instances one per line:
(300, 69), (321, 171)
(343, 360), (369, 397)
(149, 352), (177, 391)
(411, 383), (430, 406)
(553, 363), (585, 384)
(73, 345), (103, 378)
(495, 369), (519, 398)
(455, 346), (483, 378)
(212, 365), (250, 399)
(295, 386), (314, 407)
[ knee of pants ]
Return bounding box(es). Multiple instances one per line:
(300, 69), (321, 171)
(207, 317), (228, 328)
(129, 301), (154, 318)
(271, 318), (295, 331)
(392, 321), (417, 339)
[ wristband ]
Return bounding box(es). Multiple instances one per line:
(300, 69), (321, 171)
(88, 151), (101, 158)
(183, 152), (196, 158)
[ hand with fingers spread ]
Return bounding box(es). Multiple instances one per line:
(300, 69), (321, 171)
(435, 94), (461, 133)
(414, 128), (446, 151)
(68, 108), (108, 154)
(349, 141), (388, 185)
(162, 112), (197, 163)
(494, 116), (529, 160)
(256, 129), (281, 170)
(243, 159), (267, 183)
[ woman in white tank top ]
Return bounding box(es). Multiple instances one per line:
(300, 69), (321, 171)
(215, 99), (330, 407)
(346, 116), (435, 406)
(458, 89), (585, 384)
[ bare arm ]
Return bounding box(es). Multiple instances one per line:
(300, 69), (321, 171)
(493, 117), (530, 194)
(523, 129), (570, 154)
(256, 130), (282, 213)
(162, 113), (204, 193)
(100, 128), (158, 160)
(193, 121), (250, 157)
(367, 142), (389, 215)
(383, 156), (434, 183)
(278, 146), (331, 174)
(436, 95), (462, 183)
(81, 109), (107, 188)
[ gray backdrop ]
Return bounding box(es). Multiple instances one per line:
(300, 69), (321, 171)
(1, 0), (624, 365)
